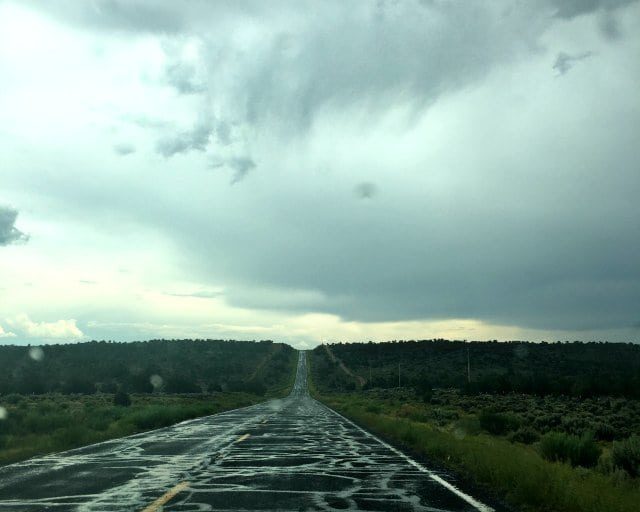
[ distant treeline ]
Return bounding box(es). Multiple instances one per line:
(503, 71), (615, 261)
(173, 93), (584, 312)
(311, 340), (640, 398)
(0, 339), (296, 396)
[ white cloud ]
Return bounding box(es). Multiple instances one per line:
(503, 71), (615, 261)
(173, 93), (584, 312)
(0, 325), (16, 338)
(5, 314), (84, 340)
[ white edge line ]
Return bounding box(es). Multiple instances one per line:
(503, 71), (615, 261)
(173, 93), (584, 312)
(317, 399), (495, 512)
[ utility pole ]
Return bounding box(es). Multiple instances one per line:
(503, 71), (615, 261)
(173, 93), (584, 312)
(467, 344), (471, 384)
(398, 361), (401, 388)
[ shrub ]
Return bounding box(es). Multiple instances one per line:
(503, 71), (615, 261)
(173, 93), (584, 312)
(3, 393), (22, 405)
(455, 416), (482, 436)
(539, 432), (601, 468)
(479, 409), (520, 435)
(365, 403), (382, 414)
(594, 422), (617, 441)
(113, 390), (131, 407)
(52, 425), (92, 449)
(508, 426), (540, 444)
(612, 435), (640, 478)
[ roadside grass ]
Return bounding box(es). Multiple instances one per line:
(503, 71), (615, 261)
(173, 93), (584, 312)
(0, 392), (264, 466)
(316, 391), (640, 512)
(0, 356), (301, 468)
(1, 350), (300, 466)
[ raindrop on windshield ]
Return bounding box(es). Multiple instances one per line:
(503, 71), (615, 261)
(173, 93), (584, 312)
(29, 347), (44, 362)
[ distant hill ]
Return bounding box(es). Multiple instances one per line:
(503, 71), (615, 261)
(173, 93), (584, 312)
(310, 340), (640, 398)
(0, 339), (296, 396)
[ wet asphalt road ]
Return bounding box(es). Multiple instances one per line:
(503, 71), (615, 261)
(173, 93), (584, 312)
(0, 352), (498, 511)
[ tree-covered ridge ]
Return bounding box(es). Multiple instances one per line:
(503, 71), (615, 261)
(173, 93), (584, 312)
(0, 339), (296, 395)
(312, 340), (640, 398)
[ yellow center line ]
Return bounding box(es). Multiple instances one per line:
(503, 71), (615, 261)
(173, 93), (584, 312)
(141, 481), (190, 512)
(236, 433), (251, 443)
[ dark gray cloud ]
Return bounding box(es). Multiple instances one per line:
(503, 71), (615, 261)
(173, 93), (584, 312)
(156, 121), (212, 157)
(229, 158), (256, 184)
(165, 61), (205, 95)
(99, 1), (552, 147)
(553, 51), (593, 75)
(113, 142), (136, 155)
(225, 2), (546, 134)
(215, 121), (232, 146)
(0, 206), (28, 246)
(548, 0), (637, 19)
(209, 156), (256, 183)
(599, 11), (623, 39)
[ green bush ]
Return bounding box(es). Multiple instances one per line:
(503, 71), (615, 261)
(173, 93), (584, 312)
(23, 412), (73, 434)
(508, 426), (540, 444)
(126, 406), (180, 429)
(594, 422), (617, 441)
(479, 409), (520, 435)
(612, 435), (640, 477)
(52, 425), (92, 449)
(113, 390), (131, 407)
(365, 403), (382, 414)
(454, 416), (482, 436)
(3, 393), (22, 405)
(320, 396), (640, 512)
(539, 432), (601, 468)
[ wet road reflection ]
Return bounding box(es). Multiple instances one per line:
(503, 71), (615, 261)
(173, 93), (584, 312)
(0, 352), (498, 511)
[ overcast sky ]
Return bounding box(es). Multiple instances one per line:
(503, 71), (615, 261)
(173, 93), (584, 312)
(1, 0), (639, 347)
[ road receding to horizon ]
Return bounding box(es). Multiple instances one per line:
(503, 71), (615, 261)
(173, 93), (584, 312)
(0, 352), (502, 511)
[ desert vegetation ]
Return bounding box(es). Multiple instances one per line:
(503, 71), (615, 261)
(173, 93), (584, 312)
(0, 339), (297, 465)
(309, 341), (640, 512)
(315, 339), (640, 397)
(0, 339), (295, 395)
(0, 392), (266, 465)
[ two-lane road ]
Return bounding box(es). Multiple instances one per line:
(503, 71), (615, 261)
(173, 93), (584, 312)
(0, 352), (500, 511)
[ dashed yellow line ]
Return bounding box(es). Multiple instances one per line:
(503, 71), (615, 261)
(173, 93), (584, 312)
(236, 433), (251, 443)
(141, 481), (189, 512)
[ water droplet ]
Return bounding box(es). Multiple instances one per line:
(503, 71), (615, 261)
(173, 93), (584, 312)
(150, 374), (163, 390)
(513, 344), (529, 359)
(453, 427), (466, 440)
(354, 182), (377, 199)
(29, 347), (44, 362)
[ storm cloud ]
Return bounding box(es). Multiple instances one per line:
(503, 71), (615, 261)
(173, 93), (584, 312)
(1, 0), (640, 344)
